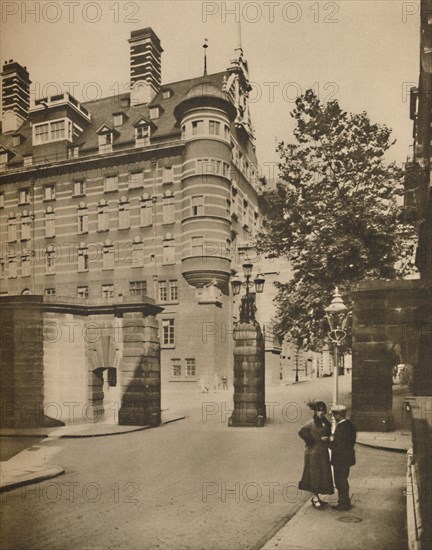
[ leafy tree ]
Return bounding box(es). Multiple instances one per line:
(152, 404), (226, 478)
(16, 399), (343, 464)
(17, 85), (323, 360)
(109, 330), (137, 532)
(258, 90), (415, 350)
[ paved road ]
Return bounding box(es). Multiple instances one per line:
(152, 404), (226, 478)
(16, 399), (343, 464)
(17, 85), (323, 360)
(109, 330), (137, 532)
(0, 375), (406, 550)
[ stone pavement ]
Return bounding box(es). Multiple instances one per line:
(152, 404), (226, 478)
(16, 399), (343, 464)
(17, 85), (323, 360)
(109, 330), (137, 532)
(0, 411), (185, 492)
(261, 385), (411, 550)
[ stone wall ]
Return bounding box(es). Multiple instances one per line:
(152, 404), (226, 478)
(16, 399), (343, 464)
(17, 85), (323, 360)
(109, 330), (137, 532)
(352, 280), (432, 432)
(0, 296), (55, 427)
(0, 295), (162, 428)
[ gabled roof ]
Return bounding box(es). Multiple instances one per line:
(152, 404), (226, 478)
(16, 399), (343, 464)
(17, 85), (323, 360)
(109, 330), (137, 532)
(0, 71), (257, 165)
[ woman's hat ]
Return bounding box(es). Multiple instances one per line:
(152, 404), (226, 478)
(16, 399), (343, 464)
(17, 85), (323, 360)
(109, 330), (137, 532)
(307, 400), (327, 412)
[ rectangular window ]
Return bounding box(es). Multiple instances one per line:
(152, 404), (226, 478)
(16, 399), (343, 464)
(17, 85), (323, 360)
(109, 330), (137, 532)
(73, 180), (86, 196)
(98, 205), (109, 232)
(78, 208), (88, 233)
(19, 189), (30, 204)
(68, 146), (80, 159)
(159, 281), (168, 302)
(129, 280), (147, 297)
(162, 319), (175, 346)
(191, 236), (203, 257)
(78, 286), (89, 298)
(45, 288), (56, 296)
(162, 166), (173, 183)
(34, 123), (49, 143)
(185, 358), (196, 377)
(51, 120), (65, 140)
(0, 193), (4, 208)
(150, 107), (160, 120)
(21, 217), (31, 241)
(0, 257), (6, 278)
(132, 242), (144, 267)
(158, 281), (167, 302)
(140, 201), (153, 227)
(99, 133), (113, 153)
(224, 124), (230, 140)
(46, 250), (56, 274)
(44, 185), (56, 201)
(162, 242), (175, 265)
(130, 171), (143, 188)
(171, 358), (181, 377)
(105, 175), (118, 193)
(78, 247), (89, 272)
(8, 218), (17, 242)
(0, 155), (7, 172)
(23, 156), (33, 167)
(192, 120), (203, 135)
(8, 257), (17, 278)
(45, 212), (55, 238)
(192, 195), (204, 216)
(209, 120), (220, 135)
(102, 284), (114, 298)
(118, 202), (130, 230)
(21, 255), (31, 277)
(135, 126), (149, 146)
(162, 197), (175, 224)
(103, 246), (115, 269)
(113, 114), (123, 127)
(169, 280), (178, 302)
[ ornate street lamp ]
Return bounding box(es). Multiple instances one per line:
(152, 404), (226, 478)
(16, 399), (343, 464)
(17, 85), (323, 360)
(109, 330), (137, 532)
(325, 288), (350, 411)
(231, 264), (265, 324)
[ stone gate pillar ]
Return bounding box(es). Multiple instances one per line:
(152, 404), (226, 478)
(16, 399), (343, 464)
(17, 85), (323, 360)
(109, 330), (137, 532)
(229, 322), (266, 427)
(351, 280), (432, 432)
(119, 311), (161, 426)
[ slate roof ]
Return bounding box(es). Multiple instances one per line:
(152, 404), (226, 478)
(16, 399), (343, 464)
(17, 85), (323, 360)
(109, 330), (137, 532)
(0, 71), (229, 163)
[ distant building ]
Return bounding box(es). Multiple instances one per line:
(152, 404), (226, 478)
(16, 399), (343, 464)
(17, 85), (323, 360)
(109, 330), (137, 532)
(0, 27), (267, 389)
(405, 0), (432, 279)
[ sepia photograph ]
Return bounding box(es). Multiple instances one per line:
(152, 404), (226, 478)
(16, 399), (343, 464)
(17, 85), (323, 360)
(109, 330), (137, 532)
(0, 1), (431, 549)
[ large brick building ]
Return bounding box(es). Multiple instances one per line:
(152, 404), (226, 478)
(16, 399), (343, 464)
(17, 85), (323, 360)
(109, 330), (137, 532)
(0, 28), (266, 391)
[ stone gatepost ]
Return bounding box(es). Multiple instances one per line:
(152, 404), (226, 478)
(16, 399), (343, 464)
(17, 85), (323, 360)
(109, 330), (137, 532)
(119, 311), (161, 426)
(229, 322), (266, 427)
(352, 280), (432, 432)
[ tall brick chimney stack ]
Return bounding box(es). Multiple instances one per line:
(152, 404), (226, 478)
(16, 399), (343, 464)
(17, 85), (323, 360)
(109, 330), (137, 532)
(1, 60), (31, 133)
(128, 28), (163, 106)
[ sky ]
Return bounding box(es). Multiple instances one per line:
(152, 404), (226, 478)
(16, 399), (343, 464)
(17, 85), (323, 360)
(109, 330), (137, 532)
(1, 0), (421, 180)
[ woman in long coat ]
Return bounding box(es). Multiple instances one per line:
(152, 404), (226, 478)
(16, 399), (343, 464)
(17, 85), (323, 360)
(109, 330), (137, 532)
(298, 401), (334, 509)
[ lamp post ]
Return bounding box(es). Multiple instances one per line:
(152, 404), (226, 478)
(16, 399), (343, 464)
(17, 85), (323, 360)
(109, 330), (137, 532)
(231, 263), (265, 324)
(294, 346), (299, 383)
(325, 288), (350, 411)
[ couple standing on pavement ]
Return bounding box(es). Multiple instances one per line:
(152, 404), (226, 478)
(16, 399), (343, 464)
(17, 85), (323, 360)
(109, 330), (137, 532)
(298, 401), (357, 511)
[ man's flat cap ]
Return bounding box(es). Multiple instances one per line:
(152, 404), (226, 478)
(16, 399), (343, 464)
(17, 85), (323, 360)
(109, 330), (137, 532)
(331, 404), (347, 414)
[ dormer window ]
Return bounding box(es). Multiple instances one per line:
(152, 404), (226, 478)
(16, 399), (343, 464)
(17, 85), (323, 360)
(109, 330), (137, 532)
(0, 151), (8, 172)
(149, 105), (163, 120)
(12, 135), (22, 147)
(23, 156), (33, 167)
(113, 113), (126, 127)
(162, 89), (173, 100)
(68, 146), (80, 159)
(97, 124), (115, 154)
(135, 125), (150, 147)
(99, 133), (112, 146)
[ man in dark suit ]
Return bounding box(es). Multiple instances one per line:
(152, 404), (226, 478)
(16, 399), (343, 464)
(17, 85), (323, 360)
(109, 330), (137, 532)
(329, 404), (357, 511)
